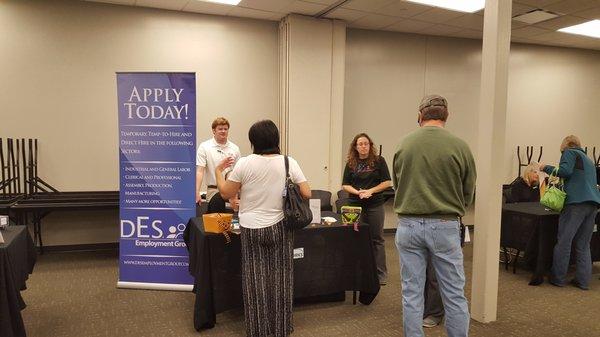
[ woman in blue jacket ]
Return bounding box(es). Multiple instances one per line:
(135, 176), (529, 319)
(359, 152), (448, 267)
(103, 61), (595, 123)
(540, 135), (600, 290)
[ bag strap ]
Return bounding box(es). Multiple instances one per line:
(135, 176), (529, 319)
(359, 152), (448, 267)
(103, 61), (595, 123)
(549, 167), (565, 192)
(284, 155), (290, 179)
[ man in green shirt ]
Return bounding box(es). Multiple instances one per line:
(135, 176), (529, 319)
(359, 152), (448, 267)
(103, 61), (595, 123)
(393, 94), (476, 337)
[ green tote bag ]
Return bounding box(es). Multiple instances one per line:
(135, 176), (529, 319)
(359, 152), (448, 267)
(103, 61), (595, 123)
(540, 168), (566, 212)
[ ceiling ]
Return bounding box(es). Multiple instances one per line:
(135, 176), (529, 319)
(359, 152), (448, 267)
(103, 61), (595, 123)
(84, 0), (600, 51)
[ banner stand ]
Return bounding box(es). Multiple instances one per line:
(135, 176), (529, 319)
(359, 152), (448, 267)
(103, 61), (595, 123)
(117, 72), (196, 290)
(117, 282), (193, 292)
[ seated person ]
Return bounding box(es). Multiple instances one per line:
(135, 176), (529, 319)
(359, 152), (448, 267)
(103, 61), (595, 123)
(206, 171), (239, 214)
(207, 193), (239, 214)
(505, 163), (541, 203)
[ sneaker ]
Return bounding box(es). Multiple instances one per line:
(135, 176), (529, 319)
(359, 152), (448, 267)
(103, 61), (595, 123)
(422, 315), (442, 328)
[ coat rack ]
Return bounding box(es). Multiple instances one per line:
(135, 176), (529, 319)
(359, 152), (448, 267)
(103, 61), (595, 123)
(592, 147), (600, 167)
(0, 138), (58, 198)
(517, 145), (543, 177)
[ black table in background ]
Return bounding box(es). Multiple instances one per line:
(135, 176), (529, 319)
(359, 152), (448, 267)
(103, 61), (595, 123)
(10, 191), (119, 252)
(0, 226), (37, 337)
(184, 212), (380, 331)
(501, 202), (600, 281)
(0, 194), (24, 219)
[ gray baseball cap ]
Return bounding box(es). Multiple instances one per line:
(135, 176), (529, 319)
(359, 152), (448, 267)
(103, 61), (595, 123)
(419, 94), (448, 111)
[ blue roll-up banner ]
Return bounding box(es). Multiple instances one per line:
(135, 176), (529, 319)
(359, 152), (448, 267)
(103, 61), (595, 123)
(117, 72), (195, 291)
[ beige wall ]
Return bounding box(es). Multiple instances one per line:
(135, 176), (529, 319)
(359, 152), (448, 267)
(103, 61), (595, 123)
(280, 15), (346, 191)
(344, 28), (600, 227)
(505, 45), (600, 180)
(2, 1), (599, 240)
(0, 0), (278, 245)
(0, 0), (278, 191)
(344, 29), (483, 171)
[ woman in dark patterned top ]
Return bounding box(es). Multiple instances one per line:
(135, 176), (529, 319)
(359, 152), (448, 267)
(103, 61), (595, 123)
(342, 133), (392, 285)
(506, 163), (541, 203)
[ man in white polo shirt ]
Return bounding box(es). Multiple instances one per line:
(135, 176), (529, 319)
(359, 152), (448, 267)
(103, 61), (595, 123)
(196, 117), (241, 205)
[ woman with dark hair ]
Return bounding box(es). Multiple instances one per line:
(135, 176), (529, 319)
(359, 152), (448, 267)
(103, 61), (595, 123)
(215, 119), (311, 336)
(540, 135), (600, 290)
(342, 133), (392, 285)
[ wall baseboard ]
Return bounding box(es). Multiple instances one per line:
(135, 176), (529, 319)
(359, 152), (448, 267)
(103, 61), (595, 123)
(40, 242), (118, 253)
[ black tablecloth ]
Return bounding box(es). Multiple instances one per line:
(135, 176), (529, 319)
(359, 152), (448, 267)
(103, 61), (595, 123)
(184, 212), (380, 331)
(501, 202), (600, 279)
(0, 226), (37, 337)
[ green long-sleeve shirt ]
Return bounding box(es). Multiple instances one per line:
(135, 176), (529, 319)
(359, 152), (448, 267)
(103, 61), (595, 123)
(392, 126), (476, 217)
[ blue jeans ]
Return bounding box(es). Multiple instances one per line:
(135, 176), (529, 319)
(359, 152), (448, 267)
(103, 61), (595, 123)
(395, 217), (470, 337)
(551, 203), (597, 288)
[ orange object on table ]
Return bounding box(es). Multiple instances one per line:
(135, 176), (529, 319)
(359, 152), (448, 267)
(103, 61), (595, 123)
(202, 213), (233, 233)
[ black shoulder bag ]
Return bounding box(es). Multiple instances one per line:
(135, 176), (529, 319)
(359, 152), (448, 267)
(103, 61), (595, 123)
(283, 155), (312, 230)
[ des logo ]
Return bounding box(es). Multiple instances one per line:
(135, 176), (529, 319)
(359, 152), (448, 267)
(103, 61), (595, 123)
(120, 216), (163, 238)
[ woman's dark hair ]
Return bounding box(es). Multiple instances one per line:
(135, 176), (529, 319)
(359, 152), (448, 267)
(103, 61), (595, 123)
(248, 120), (280, 155)
(347, 133), (378, 170)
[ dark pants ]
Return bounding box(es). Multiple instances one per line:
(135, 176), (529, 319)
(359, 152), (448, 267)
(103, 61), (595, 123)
(361, 204), (387, 282)
(551, 203), (597, 288)
(424, 256), (444, 318)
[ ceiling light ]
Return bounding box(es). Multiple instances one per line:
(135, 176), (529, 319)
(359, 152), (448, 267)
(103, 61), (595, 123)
(197, 0), (242, 5)
(558, 20), (600, 39)
(513, 10), (559, 24)
(405, 0), (484, 13)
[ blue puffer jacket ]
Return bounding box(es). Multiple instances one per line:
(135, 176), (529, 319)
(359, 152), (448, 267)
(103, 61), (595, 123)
(543, 147), (600, 205)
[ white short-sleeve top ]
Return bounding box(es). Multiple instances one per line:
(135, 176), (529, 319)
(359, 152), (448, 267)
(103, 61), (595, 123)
(196, 138), (241, 186)
(228, 154), (307, 229)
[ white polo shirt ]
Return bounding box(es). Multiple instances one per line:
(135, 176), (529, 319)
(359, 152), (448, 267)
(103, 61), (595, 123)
(228, 154), (307, 229)
(196, 138), (241, 186)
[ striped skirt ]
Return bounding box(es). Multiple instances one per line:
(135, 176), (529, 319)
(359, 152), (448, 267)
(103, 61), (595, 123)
(240, 221), (294, 337)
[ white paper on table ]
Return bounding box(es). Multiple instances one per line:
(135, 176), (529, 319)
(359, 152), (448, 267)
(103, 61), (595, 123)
(322, 216), (337, 223)
(309, 199), (321, 224)
(464, 227), (471, 243)
(0, 215), (7, 228)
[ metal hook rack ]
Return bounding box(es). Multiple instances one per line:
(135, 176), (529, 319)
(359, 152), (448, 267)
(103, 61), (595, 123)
(592, 147), (600, 167)
(0, 138), (58, 198)
(517, 145), (543, 177)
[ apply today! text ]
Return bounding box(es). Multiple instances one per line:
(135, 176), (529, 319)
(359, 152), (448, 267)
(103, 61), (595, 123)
(123, 86), (190, 120)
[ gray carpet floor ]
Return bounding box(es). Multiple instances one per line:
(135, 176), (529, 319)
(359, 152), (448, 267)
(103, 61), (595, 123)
(21, 234), (600, 337)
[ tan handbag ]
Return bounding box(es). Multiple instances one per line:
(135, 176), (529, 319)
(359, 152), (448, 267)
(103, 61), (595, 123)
(202, 213), (232, 233)
(202, 213), (233, 243)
